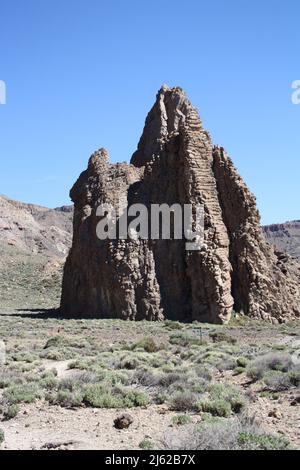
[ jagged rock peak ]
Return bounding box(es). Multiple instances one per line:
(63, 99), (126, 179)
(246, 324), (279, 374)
(88, 148), (109, 169)
(131, 85), (205, 167)
(61, 87), (300, 324)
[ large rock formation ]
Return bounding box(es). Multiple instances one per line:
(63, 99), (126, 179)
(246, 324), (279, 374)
(61, 86), (300, 323)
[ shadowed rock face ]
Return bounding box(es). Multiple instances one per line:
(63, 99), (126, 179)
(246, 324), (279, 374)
(61, 86), (300, 323)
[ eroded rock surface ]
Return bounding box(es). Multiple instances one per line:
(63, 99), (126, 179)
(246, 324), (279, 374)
(61, 86), (300, 323)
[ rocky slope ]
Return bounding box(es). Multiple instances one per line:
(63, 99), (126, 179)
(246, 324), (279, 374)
(61, 86), (300, 323)
(263, 221), (300, 260)
(0, 195), (73, 309)
(0, 195), (73, 257)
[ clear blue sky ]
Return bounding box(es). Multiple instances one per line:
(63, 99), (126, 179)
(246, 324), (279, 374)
(0, 0), (299, 224)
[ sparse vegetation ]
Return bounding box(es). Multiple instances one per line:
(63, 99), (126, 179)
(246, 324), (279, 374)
(0, 308), (298, 449)
(162, 416), (291, 450)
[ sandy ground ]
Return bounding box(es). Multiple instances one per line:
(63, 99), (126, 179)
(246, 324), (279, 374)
(1, 402), (191, 450)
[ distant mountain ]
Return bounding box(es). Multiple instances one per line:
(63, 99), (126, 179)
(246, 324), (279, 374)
(0, 195), (73, 257)
(263, 221), (300, 260)
(0, 195), (73, 310)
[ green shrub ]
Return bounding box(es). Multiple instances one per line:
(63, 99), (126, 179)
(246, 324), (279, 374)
(123, 389), (149, 407)
(68, 359), (91, 370)
(233, 367), (245, 376)
(84, 389), (123, 408)
(162, 419), (291, 450)
(0, 369), (22, 389)
(3, 384), (39, 405)
(247, 353), (293, 381)
(113, 356), (139, 370)
(237, 432), (290, 450)
(236, 357), (249, 368)
(172, 414), (192, 426)
(209, 332), (236, 345)
(288, 369), (300, 387)
(3, 404), (20, 420)
(40, 349), (66, 361)
(48, 389), (83, 408)
(131, 368), (157, 387)
(169, 333), (205, 347)
(44, 336), (67, 349)
(0, 429), (4, 445)
(263, 371), (291, 391)
(39, 374), (58, 390)
(209, 384), (246, 413)
(158, 372), (185, 388)
(169, 391), (198, 411)
(195, 366), (212, 382)
(11, 352), (37, 363)
(164, 321), (183, 330)
(83, 384), (149, 409)
(132, 337), (159, 353)
(139, 439), (154, 450)
(216, 358), (237, 371)
(197, 399), (231, 418)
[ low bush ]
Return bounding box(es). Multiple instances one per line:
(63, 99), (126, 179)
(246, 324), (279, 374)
(209, 383), (246, 413)
(158, 372), (185, 388)
(83, 384), (149, 409)
(169, 391), (198, 411)
(169, 333), (205, 347)
(132, 337), (160, 353)
(44, 336), (67, 349)
(236, 357), (249, 368)
(172, 414), (192, 426)
(3, 404), (20, 420)
(162, 417), (291, 450)
(233, 367), (245, 376)
(209, 332), (237, 345)
(164, 321), (183, 330)
(263, 371), (292, 391)
(131, 368), (157, 387)
(3, 384), (40, 405)
(139, 439), (154, 450)
(48, 389), (83, 408)
(247, 353), (293, 381)
(196, 399), (231, 418)
(237, 432), (290, 450)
